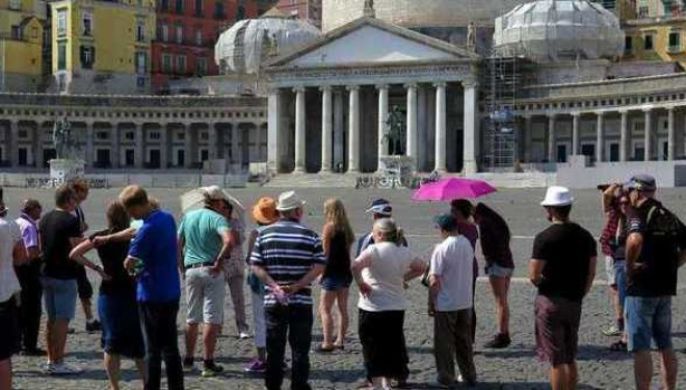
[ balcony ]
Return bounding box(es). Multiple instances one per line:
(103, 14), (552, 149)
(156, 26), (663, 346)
(0, 92), (264, 108)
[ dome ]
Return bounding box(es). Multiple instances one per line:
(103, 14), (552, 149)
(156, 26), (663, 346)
(215, 10), (322, 74)
(322, 0), (531, 32)
(493, 0), (624, 62)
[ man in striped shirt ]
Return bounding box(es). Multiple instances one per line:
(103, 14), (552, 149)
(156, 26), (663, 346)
(251, 191), (326, 390)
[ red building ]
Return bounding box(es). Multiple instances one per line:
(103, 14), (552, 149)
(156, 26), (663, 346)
(151, 0), (272, 93)
(275, 0), (321, 28)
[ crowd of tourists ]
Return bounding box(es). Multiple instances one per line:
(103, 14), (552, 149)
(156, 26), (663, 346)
(0, 173), (684, 390)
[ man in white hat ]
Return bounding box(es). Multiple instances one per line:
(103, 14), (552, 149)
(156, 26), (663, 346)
(178, 185), (235, 377)
(529, 186), (597, 390)
(251, 191), (326, 390)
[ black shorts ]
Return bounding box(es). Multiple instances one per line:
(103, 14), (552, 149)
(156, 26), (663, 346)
(0, 297), (20, 360)
(76, 265), (93, 299)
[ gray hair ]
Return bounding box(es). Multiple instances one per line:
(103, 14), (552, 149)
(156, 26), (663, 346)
(373, 218), (404, 246)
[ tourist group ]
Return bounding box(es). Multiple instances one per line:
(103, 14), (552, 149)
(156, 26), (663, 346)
(0, 173), (684, 390)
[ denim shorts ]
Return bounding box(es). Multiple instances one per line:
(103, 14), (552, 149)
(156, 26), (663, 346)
(613, 260), (627, 307)
(41, 277), (78, 321)
(625, 296), (672, 352)
(320, 276), (352, 292)
(485, 263), (514, 278)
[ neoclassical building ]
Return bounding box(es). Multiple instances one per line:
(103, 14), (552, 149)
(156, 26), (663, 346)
(265, 17), (481, 176)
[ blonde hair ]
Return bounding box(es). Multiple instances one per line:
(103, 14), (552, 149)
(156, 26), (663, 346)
(119, 185), (148, 209)
(373, 218), (405, 246)
(324, 198), (355, 246)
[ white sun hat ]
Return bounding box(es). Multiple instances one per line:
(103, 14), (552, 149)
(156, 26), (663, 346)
(540, 186), (574, 207)
(276, 190), (306, 211)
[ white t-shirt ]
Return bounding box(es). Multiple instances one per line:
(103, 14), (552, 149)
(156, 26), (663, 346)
(355, 242), (414, 312)
(430, 235), (474, 312)
(0, 218), (22, 303)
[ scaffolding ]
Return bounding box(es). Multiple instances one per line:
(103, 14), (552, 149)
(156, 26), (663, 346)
(480, 56), (530, 171)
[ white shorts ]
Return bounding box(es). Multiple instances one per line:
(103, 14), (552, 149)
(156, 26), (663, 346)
(185, 267), (226, 325)
(604, 256), (616, 286)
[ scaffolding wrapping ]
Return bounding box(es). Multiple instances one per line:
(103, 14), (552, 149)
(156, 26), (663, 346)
(215, 16), (322, 75)
(493, 0), (624, 62)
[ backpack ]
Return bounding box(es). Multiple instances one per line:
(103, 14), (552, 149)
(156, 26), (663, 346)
(645, 204), (686, 256)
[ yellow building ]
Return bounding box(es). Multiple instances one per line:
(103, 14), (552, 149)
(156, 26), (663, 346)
(0, 0), (46, 92)
(622, 0), (686, 67)
(50, 0), (155, 94)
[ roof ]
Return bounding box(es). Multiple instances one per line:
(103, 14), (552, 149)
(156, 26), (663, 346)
(266, 16), (479, 68)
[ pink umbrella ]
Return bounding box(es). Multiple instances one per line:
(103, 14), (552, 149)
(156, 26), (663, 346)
(412, 177), (497, 201)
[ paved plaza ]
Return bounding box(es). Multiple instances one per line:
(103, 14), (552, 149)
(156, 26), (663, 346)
(6, 187), (686, 389)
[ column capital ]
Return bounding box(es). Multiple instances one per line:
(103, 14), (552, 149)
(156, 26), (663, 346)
(346, 85), (360, 92)
(593, 111), (604, 117)
(571, 111), (581, 118)
(433, 81), (447, 88)
(666, 105), (676, 112)
(375, 84), (389, 91)
(404, 82), (417, 90)
(319, 85), (332, 92)
(642, 106), (654, 113)
(293, 86), (306, 93)
(547, 112), (558, 119)
(462, 77), (478, 88)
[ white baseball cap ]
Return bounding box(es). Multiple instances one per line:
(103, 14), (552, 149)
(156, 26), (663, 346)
(540, 186), (574, 207)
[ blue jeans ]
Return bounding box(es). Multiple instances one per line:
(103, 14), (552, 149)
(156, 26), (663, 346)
(265, 304), (313, 390)
(613, 260), (627, 309)
(624, 296), (672, 352)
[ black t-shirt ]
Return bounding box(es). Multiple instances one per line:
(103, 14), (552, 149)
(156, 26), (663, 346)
(532, 222), (597, 302)
(90, 230), (136, 296)
(626, 198), (686, 297)
(40, 210), (82, 280)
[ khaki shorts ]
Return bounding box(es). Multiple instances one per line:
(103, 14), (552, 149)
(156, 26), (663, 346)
(185, 267), (225, 325)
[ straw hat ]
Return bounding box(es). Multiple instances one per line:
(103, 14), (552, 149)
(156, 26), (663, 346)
(276, 191), (306, 211)
(252, 197), (278, 225)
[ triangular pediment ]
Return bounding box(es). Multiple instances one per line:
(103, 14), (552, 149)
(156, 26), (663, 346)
(268, 17), (478, 69)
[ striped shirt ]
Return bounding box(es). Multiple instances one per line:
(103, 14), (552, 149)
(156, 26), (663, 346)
(250, 219), (326, 306)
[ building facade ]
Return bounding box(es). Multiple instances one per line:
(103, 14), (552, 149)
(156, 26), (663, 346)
(50, 0), (156, 94)
(0, 0), (47, 92)
(150, 0), (261, 93)
(275, 0), (321, 28)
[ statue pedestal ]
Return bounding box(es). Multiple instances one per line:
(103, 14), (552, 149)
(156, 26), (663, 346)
(378, 155), (415, 181)
(49, 159), (85, 186)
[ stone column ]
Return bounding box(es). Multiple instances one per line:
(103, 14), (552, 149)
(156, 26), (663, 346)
(9, 121), (18, 167)
(406, 83), (417, 159)
(643, 108), (652, 162)
(435, 82), (447, 173)
(85, 121), (94, 167)
(596, 112), (604, 163)
(321, 86), (333, 173)
(111, 124), (120, 168)
(667, 107), (675, 161)
(417, 85), (427, 171)
(160, 123), (169, 169)
(185, 123), (194, 169)
(231, 124), (240, 167)
(35, 124), (44, 168)
(463, 80), (479, 175)
(547, 114), (556, 163)
(208, 122), (217, 160)
(523, 115), (533, 163)
(571, 112), (580, 156)
(294, 87), (306, 173)
(620, 110), (629, 162)
(267, 89), (282, 173)
(348, 85), (360, 173)
(377, 84), (389, 170)
(135, 123), (144, 169)
(333, 89), (344, 171)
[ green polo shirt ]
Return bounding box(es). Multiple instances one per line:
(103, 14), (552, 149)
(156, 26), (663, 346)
(178, 208), (230, 267)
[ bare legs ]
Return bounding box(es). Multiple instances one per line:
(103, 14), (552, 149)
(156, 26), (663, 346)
(46, 319), (69, 363)
(185, 322), (221, 361)
(550, 362), (578, 390)
(318, 288), (350, 348)
(81, 298), (94, 322)
(488, 276), (510, 335)
(0, 359), (11, 390)
(103, 353), (146, 390)
(634, 350), (678, 390)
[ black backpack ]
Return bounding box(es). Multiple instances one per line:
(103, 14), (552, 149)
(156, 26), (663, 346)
(645, 204), (686, 256)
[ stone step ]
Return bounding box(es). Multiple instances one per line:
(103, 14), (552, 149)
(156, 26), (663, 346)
(264, 173), (359, 188)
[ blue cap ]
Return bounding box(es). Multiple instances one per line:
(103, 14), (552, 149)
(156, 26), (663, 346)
(434, 214), (457, 231)
(366, 198), (392, 216)
(625, 174), (656, 192)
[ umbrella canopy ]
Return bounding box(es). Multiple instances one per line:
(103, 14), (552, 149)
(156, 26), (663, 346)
(180, 187), (246, 227)
(412, 178), (497, 202)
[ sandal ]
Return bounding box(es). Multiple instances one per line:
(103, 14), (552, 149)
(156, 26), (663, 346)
(609, 340), (627, 352)
(317, 345), (336, 353)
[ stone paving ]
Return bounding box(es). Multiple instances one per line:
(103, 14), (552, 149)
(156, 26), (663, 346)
(5, 187), (686, 389)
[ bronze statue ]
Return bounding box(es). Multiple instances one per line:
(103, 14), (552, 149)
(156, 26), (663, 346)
(384, 105), (405, 156)
(52, 116), (80, 160)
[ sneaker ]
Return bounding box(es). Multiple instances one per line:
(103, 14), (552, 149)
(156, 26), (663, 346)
(201, 362), (224, 378)
(602, 325), (622, 337)
(244, 359), (266, 373)
(42, 362), (55, 375)
(50, 362), (82, 375)
(86, 320), (101, 333)
(183, 357), (195, 371)
(238, 331), (252, 340)
(483, 333), (511, 349)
